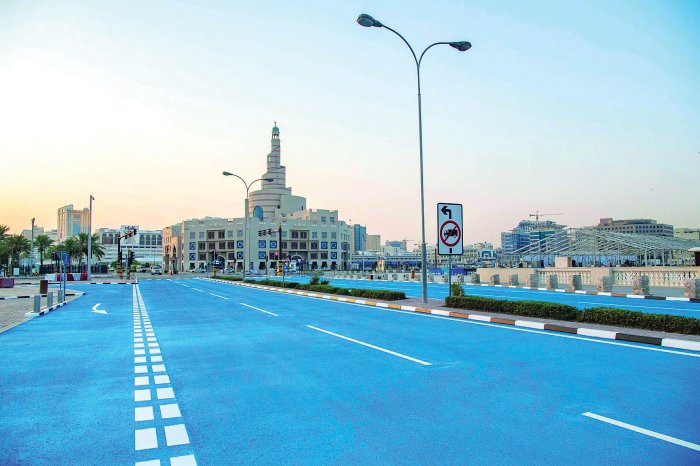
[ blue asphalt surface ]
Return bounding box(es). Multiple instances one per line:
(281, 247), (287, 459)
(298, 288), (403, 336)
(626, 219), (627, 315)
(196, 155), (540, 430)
(1, 278), (699, 465)
(249, 275), (700, 319)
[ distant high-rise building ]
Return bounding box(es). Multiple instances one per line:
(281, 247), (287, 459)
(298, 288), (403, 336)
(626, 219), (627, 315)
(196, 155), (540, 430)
(595, 218), (673, 236)
(353, 224), (367, 252)
(57, 204), (90, 243)
(501, 220), (566, 254)
(385, 240), (408, 250)
(366, 234), (381, 252)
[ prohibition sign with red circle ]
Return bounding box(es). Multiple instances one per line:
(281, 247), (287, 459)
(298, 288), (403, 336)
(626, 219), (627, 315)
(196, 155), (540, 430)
(440, 220), (461, 247)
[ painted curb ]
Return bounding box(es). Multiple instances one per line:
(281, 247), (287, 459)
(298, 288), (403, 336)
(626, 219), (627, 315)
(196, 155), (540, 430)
(200, 278), (700, 353)
(0, 293), (79, 300)
(24, 292), (84, 317)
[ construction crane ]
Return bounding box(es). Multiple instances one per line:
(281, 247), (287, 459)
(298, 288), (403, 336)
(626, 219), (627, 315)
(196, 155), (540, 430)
(529, 211), (563, 221)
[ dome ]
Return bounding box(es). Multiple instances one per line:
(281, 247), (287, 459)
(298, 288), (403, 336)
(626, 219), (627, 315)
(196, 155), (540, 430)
(272, 124), (279, 133)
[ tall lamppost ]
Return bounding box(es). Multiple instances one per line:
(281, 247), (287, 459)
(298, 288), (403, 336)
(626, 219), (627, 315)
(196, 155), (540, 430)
(30, 217), (35, 276)
(357, 13), (471, 304)
(87, 195), (94, 280)
(222, 172), (274, 276)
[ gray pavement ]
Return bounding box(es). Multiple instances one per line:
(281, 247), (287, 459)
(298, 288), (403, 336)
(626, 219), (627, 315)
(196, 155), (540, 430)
(0, 288), (82, 333)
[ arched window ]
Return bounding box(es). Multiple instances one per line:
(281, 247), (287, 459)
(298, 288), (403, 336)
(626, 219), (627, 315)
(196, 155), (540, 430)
(253, 206), (263, 221)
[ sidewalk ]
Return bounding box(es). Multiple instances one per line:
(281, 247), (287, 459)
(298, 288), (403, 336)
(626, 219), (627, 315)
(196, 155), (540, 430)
(0, 288), (83, 333)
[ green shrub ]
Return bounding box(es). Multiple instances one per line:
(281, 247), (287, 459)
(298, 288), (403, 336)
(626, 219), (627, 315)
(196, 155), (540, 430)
(218, 276), (242, 282)
(309, 274), (321, 285)
(579, 307), (700, 335)
(243, 279), (406, 300)
(450, 283), (465, 297)
(444, 296), (700, 335)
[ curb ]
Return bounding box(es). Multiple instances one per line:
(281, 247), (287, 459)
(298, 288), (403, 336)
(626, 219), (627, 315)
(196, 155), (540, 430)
(200, 278), (700, 353)
(0, 293), (79, 300)
(24, 292), (84, 317)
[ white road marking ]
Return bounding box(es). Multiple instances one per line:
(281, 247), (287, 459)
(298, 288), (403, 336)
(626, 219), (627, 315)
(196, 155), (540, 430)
(154, 375), (170, 385)
(157, 387), (175, 399)
(191, 288), (205, 292)
(91, 303), (108, 314)
(160, 403), (182, 419)
(135, 427), (158, 450)
(582, 412), (700, 451)
(209, 293), (229, 299)
(239, 302), (278, 316)
(135, 406), (154, 422)
(164, 424), (190, 446)
(170, 454), (197, 466)
(306, 325), (431, 366)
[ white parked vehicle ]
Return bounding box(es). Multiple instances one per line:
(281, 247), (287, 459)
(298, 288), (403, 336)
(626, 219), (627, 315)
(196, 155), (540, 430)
(150, 266), (163, 275)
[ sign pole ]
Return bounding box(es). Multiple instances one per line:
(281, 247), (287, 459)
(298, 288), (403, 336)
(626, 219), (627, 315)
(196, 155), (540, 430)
(448, 255), (452, 297)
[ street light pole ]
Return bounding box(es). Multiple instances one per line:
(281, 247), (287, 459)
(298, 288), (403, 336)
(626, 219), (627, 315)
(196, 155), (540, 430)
(357, 13), (471, 304)
(222, 172), (274, 277)
(30, 217), (35, 276)
(87, 195), (94, 281)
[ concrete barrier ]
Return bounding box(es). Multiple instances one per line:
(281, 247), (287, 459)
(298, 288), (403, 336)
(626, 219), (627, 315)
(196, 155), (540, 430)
(684, 279), (700, 299)
(597, 276), (612, 292)
(546, 275), (558, 290)
(632, 276), (650, 295)
(509, 274), (519, 286)
(569, 274), (582, 291)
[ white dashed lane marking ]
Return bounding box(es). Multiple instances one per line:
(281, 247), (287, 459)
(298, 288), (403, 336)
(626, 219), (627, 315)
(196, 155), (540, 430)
(239, 302), (278, 317)
(209, 293), (229, 299)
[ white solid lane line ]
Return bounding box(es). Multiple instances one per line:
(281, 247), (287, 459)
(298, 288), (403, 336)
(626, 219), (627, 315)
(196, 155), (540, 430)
(582, 412), (700, 451)
(191, 288), (205, 292)
(239, 302), (278, 316)
(306, 325), (431, 366)
(209, 293), (229, 299)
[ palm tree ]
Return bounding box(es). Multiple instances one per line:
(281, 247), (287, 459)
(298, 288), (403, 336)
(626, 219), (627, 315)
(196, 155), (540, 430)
(0, 224), (9, 241)
(1, 235), (30, 271)
(0, 225), (10, 268)
(75, 233), (105, 272)
(34, 234), (53, 272)
(63, 237), (82, 272)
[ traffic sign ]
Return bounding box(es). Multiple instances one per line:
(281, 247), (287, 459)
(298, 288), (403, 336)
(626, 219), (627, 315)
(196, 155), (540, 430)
(437, 203), (463, 255)
(62, 252), (70, 267)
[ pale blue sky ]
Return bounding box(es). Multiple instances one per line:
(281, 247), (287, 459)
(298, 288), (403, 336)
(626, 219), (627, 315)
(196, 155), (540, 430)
(1, 1), (698, 245)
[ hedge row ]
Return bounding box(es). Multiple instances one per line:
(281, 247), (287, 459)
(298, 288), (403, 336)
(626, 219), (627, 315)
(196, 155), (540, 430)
(444, 296), (700, 335)
(244, 279), (406, 301)
(216, 276), (243, 282)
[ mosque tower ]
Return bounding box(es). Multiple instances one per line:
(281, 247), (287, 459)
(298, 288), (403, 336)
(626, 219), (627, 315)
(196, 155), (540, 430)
(248, 123), (307, 220)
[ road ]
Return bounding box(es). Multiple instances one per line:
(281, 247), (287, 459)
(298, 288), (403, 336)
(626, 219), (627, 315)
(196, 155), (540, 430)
(1, 278), (698, 465)
(253, 275), (700, 319)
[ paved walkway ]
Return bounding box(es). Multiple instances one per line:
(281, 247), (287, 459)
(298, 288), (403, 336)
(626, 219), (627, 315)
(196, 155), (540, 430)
(0, 287), (82, 333)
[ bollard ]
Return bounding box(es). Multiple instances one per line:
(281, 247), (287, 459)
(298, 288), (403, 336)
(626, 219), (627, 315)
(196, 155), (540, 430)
(597, 276), (612, 292)
(632, 276), (650, 295)
(509, 274), (519, 286)
(684, 279), (700, 299)
(58, 290), (65, 303)
(34, 295), (41, 314)
(546, 274), (558, 290)
(569, 274), (582, 291)
(47, 291), (54, 308)
(490, 274), (500, 285)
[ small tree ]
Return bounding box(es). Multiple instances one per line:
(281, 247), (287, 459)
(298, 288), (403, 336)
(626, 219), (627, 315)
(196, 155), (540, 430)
(450, 283), (465, 297)
(34, 234), (53, 272)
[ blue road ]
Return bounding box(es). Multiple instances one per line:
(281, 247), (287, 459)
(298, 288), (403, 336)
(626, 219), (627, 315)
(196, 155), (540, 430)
(249, 275), (700, 319)
(1, 278), (699, 465)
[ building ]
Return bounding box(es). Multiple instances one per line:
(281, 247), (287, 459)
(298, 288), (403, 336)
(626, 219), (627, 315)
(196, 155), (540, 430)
(57, 204), (90, 243)
(353, 224), (367, 252)
(163, 125), (354, 273)
(97, 226), (163, 266)
(366, 234), (381, 252)
(501, 220), (566, 254)
(385, 240), (408, 250)
(594, 218), (673, 236)
(674, 228), (700, 241)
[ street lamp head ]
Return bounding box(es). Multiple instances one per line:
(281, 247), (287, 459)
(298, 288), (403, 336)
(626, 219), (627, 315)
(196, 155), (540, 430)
(449, 41), (472, 52)
(222, 171), (232, 176)
(357, 13), (382, 28)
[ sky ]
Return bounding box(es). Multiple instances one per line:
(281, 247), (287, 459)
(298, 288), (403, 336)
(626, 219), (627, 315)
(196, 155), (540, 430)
(1, 0), (699, 246)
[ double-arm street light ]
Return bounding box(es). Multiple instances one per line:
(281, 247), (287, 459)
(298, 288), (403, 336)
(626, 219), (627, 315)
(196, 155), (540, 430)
(357, 13), (471, 304)
(222, 172), (274, 276)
